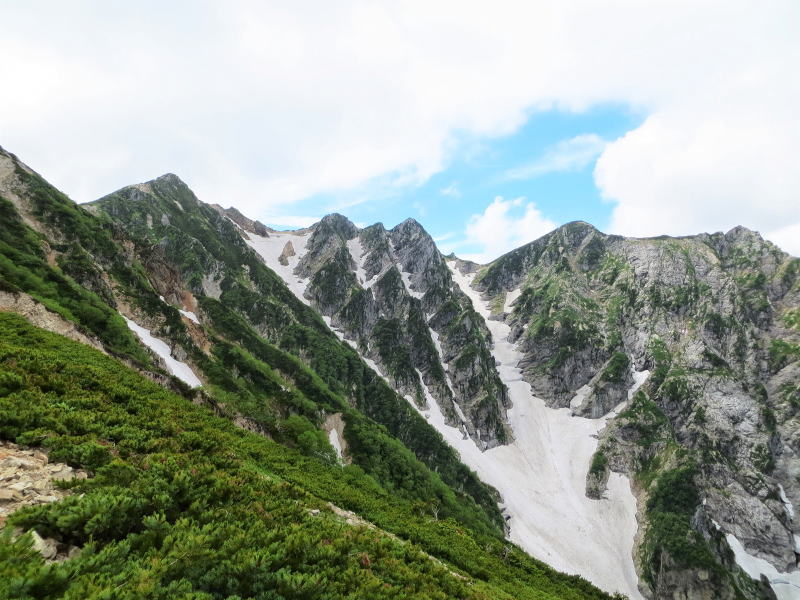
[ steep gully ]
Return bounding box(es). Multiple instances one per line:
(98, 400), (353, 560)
(244, 227), (644, 598)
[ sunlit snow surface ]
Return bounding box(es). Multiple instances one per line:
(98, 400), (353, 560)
(328, 429), (343, 460)
(503, 287), (523, 313)
(442, 261), (644, 599)
(241, 225), (643, 596)
(178, 309), (200, 324)
(245, 230), (311, 304)
(719, 487), (800, 599)
(725, 532), (800, 599)
(346, 237), (367, 285)
(122, 317), (202, 387)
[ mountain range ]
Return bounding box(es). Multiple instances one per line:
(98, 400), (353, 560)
(1, 144), (798, 599)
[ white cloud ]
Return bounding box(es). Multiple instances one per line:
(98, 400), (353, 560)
(462, 197), (556, 263)
(766, 223), (800, 257)
(0, 1), (797, 244)
(433, 232), (455, 243)
(440, 182), (461, 198)
(504, 134), (606, 180)
(263, 215), (321, 229)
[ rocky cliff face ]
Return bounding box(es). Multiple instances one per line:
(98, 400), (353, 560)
(472, 221), (800, 598)
(275, 213), (511, 448)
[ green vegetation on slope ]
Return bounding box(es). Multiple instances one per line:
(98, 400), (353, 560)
(0, 193), (149, 364)
(90, 177), (505, 532)
(0, 313), (613, 600)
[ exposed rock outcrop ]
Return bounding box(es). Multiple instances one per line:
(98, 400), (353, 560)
(293, 214), (511, 447)
(0, 440), (88, 563)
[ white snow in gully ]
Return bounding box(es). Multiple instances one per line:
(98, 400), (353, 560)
(122, 317), (202, 388)
(245, 230), (311, 304)
(428, 326), (458, 397)
(715, 485), (800, 599)
(503, 287), (523, 313)
(328, 428), (343, 460)
(178, 308), (200, 324)
(346, 237), (368, 285)
(240, 223), (645, 597)
(721, 529), (800, 600)
(442, 260), (644, 599)
(399, 269), (424, 299)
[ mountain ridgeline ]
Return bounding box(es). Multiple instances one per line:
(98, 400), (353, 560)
(0, 143), (798, 600)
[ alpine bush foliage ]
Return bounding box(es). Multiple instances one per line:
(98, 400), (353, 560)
(0, 313), (613, 600)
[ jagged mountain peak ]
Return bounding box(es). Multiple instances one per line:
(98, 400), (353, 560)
(316, 212), (359, 239)
(153, 172), (184, 184)
(391, 216), (426, 235)
(126, 172), (193, 197)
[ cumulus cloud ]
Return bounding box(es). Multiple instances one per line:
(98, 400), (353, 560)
(263, 215), (321, 229)
(595, 79), (800, 256)
(0, 0), (797, 251)
(440, 182), (461, 198)
(766, 223), (800, 257)
(504, 134), (606, 180)
(462, 197), (556, 263)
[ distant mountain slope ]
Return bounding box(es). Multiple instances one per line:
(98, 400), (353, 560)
(471, 221), (800, 598)
(86, 173), (504, 532)
(0, 145), (506, 539)
(238, 212), (510, 449)
(221, 208), (799, 599)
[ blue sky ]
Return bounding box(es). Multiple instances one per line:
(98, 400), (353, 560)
(284, 105), (644, 260)
(2, 2), (798, 259)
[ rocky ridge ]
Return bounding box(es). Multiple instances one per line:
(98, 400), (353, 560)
(259, 213), (511, 448)
(470, 221), (800, 598)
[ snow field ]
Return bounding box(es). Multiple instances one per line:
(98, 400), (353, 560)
(245, 231), (312, 304)
(241, 225), (644, 596)
(346, 237), (368, 285)
(721, 527), (800, 599)
(503, 287), (523, 313)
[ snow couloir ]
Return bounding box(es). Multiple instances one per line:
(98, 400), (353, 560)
(245, 226), (643, 598)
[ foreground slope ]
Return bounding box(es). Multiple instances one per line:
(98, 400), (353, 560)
(0, 312), (615, 600)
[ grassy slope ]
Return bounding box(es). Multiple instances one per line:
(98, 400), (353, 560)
(0, 312), (614, 600)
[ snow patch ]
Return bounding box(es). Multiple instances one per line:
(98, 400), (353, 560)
(123, 317), (201, 388)
(321, 315), (345, 341)
(245, 230), (311, 304)
(569, 385), (592, 412)
(779, 485), (795, 520)
(439, 259), (643, 599)
(503, 287), (523, 313)
(400, 269), (423, 299)
(328, 428), (343, 459)
(452, 400), (467, 423)
(178, 309), (200, 324)
(724, 532), (800, 600)
(363, 356), (392, 387)
(347, 237), (368, 285)
(428, 327), (457, 393)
